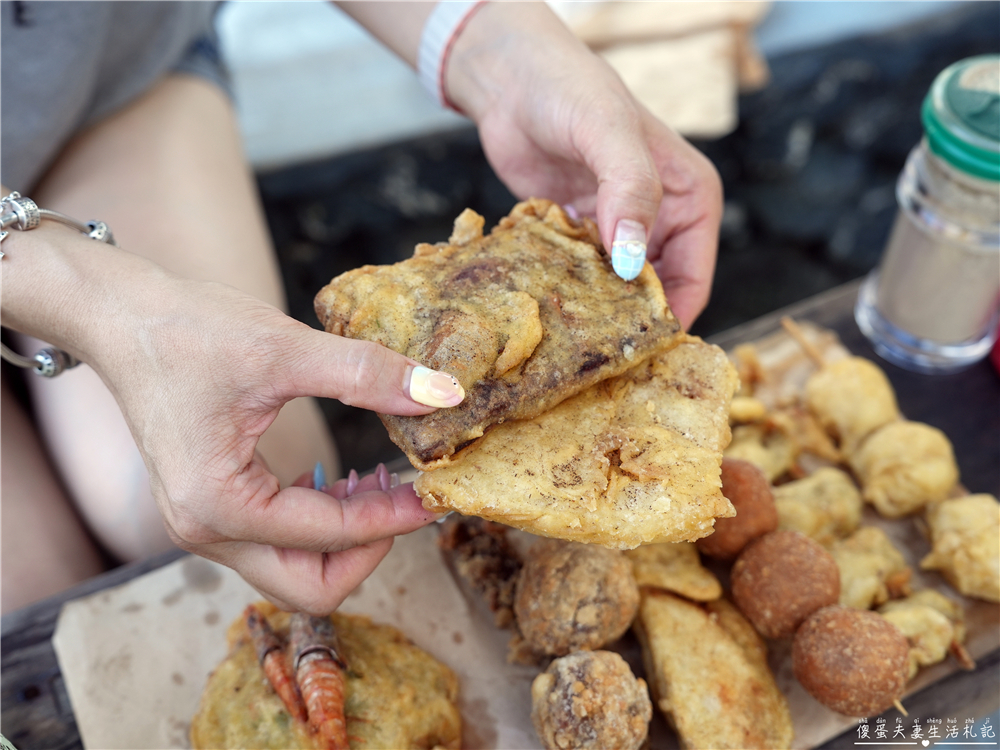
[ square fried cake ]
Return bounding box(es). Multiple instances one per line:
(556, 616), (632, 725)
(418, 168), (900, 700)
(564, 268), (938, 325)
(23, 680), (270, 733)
(314, 199), (682, 470)
(415, 336), (739, 549)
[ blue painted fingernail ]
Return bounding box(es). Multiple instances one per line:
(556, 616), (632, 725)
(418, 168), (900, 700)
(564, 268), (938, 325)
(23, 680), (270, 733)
(611, 219), (647, 281)
(313, 461), (327, 491)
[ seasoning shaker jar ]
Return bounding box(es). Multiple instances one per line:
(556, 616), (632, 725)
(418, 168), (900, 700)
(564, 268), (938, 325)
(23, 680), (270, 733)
(855, 54), (999, 373)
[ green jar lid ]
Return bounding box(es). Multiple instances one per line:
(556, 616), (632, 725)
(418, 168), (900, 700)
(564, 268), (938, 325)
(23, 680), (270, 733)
(921, 54), (1000, 182)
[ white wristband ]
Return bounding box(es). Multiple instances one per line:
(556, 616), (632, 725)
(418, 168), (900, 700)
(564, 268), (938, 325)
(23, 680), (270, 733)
(417, 0), (486, 113)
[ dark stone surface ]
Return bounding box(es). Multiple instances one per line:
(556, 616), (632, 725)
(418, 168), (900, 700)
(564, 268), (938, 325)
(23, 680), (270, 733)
(258, 1), (999, 473)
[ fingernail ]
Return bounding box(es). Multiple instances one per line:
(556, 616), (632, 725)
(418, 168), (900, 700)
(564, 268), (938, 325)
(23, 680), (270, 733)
(433, 510), (454, 523)
(562, 204), (580, 220)
(407, 366), (465, 408)
(611, 219), (647, 281)
(346, 469), (359, 495)
(313, 461), (327, 491)
(376, 463), (391, 492)
(390, 472), (400, 489)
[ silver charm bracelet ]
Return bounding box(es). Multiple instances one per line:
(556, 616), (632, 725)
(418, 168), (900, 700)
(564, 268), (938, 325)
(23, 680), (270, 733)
(0, 191), (117, 377)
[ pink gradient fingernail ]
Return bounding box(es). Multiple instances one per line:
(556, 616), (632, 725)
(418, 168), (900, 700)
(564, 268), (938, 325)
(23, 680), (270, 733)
(376, 463), (391, 492)
(346, 468), (359, 495)
(406, 366), (465, 408)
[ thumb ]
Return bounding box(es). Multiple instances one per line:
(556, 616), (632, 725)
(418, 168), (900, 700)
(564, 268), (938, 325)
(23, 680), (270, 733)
(286, 329), (465, 417)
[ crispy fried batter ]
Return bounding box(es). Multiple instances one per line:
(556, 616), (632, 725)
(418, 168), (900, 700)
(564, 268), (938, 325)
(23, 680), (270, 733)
(437, 515), (523, 629)
(531, 650), (652, 750)
(831, 526), (911, 610)
(415, 336), (738, 549)
(513, 540), (639, 658)
(625, 542), (722, 601)
(634, 590), (793, 750)
(315, 199), (682, 469)
(724, 421), (796, 482)
(849, 421), (960, 518)
(773, 467), (863, 547)
(191, 602), (461, 750)
(879, 589), (974, 679)
(920, 494), (1000, 602)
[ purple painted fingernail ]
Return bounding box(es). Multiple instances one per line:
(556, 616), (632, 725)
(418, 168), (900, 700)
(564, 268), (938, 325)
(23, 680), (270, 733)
(376, 463), (391, 492)
(346, 469), (359, 495)
(313, 461), (327, 492)
(563, 204), (580, 220)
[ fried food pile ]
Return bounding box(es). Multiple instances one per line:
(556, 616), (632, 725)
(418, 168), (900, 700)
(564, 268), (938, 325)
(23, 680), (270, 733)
(317, 199), (737, 548)
(716, 318), (993, 722)
(315, 198), (682, 470)
(191, 602), (461, 750)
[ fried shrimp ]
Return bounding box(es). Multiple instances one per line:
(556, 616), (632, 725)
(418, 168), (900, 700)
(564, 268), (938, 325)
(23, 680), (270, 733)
(244, 604), (308, 724)
(290, 613), (350, 750)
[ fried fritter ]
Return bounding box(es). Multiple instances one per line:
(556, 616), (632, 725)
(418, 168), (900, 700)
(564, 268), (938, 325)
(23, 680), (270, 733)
(920, 494), (1000, 602)
(315, 198), (682, 469)
(530, 650), (652, 750)
(696, 457), (778, 560)
(634, 590), (793, 749)
(878, 589), (974, 679)
(773, 467), (863, 547)
(415, 336), (738, 549)
(849, 420), (960, 518)
(831, 526), (911, 610)
(724, 421), (796, 482)
(805, 357), (900, 456)
(513, 540), (639, 658)
(437, 515), (523, 629)
(191, 602), (461, 749)
(625, 541), (722, 601)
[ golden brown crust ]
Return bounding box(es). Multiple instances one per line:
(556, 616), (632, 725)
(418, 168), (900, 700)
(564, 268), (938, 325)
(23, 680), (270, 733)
(314, 198), (682, 469)
(530, 650), (652, 750)
(730, 530), (840, 639)
(190, 602), (461, 750)
(415, 336), (738, 548)
(514, 540), (639, 657)
(792, 605), (910, 717)
(634, 589), (793, 749)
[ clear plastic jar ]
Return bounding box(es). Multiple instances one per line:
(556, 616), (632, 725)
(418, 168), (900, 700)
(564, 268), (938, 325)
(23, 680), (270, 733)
(856, 55), (1000, 373)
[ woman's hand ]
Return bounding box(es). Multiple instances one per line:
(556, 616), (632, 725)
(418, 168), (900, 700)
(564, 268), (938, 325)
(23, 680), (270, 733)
(446, 4), (723, 330)
(1, 228), (453, 614)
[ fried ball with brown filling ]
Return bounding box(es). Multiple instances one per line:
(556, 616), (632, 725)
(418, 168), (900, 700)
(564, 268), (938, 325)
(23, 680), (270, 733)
(514, 540), (639, 656)
(793, 605), (910, 716)
(697, 457), (778, 560)
(531, 650), (652, 750)
(731, 530), (840, 638)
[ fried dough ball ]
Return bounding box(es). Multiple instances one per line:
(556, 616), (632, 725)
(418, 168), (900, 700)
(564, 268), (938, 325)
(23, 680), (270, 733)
(793, 605), (910, 716)
(774, 467), (863, 547)
(879, 590), (973, 679)
(514, 540), (640, 656)
(530, 650), (652, 750)
(805, 357), (899, 456)
(697, 458), (778, 560)
(921, 494), (1000, 602)
(731, 530), (840, 638)
(832, 526), (911, 610)
(850, 421), (959, 518)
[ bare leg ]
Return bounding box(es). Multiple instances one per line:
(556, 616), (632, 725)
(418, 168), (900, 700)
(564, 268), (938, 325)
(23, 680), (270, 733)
(1, 379), (105, 613)
(16, 74), (339, 566)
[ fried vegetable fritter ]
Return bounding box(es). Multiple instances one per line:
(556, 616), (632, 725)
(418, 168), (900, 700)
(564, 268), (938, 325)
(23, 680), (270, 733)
(416, 336), (738, 549)
(921, 494), (1000, 602)
(531, 650), (652, 750)
(634, 590), (793, 749)
(773, 467), (863, 547)
(831, 526), (911, 610)
(191, 603), (461, 750)
(315, 198), (682, 469)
